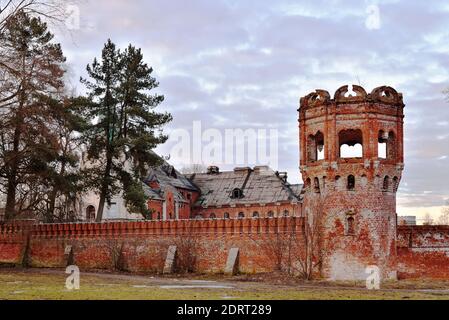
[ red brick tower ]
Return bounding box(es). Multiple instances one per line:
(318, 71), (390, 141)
(298, 85), (405, 280)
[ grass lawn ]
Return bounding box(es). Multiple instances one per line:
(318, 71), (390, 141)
(0, 268), (449, 300)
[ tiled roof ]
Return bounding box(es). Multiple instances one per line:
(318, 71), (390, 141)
(143, 160), (199, 203)
(144, 162), (199, 192)
(190, 166), (303, 207)
(142, 183), (164, 201)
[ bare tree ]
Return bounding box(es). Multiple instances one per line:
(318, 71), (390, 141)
(248, 196), (328, 280)
(438, 201), (449, 225)
(173, 231), (201, 273)
(423, 212), (434, 226)
(105, 239), (126, 271)
(295, 195), (327, 280)
(250, 228), (296, 274)
(0, 0), (72, 32)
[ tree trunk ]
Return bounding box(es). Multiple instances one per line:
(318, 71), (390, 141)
(4, 111), (23, 221)
(46, 189), (57, 223)
(4, 177), (17, 221)
(47, 157), (68, 223)
(96, 153), (113, 222)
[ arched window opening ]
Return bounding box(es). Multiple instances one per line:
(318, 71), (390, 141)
(393, 176), (399, 192)
(316, 131), (325, 160)
(238, 212), (245, 219)
(252, 211), (259, 218)
(283, 210), (290, 217)
(157, 212), (161, 220)
(387, 131), (397, 160)
(307, 134), (316, 162)
(383, 176), (390, 192)
(224, 212), (230, 219)
(307, 131), (325, 162)
(267, 211), (274, 218)
(347, 175), (355, 190)
(231, 188), (244, 199)
(305, 178), (311, 191)
(347, 216), (355, 235)
(339, 129), (363, 158)
(195, 214), (204, 220)
(86, 205), (96, 221)
(378, 130), (387, 159)
(209, 213), (216, 219)
(314, 177), (320, 193)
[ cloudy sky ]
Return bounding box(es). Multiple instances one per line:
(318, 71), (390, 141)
(55, 0), (449, 221)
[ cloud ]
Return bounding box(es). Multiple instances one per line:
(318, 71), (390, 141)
(55, 0), (449, 210)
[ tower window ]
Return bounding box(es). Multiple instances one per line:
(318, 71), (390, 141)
(307, 131), (325, 162)
(383, 176), (390, 192)
(305, 178), (311, 191)
(378, 130), (397, 160)
(252, 211), (259, 218)
(393, 177), (399, 192)
(267, 211), (274, 218)
(387, 131), (397, 160)
(209, 213), (216, 219)
(347, 216), (355, 235)
(238, 212), (245, 219)
(314, 177), (320, 193)
(283, 210), (290, 217)
(378, 130), (387, 159)
(347, 175), (355, 190)
(224, 212), (230, 219)
(339, 129), (363, 158)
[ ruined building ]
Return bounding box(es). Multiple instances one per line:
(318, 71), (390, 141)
(1, 85), (449, 280)
(299, 85), (404, 280)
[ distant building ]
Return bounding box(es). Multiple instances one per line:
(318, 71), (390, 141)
(398, 216), (417, 226)
(79, 162), (302, 221)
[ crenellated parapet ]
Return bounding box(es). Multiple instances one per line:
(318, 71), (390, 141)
(299, 85), (404, 109)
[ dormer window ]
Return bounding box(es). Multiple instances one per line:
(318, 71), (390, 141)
(162, 164), (177, 178)
(231, 188), (244, 199)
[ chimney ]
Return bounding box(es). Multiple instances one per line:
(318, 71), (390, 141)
(207, 166), (220, 174)
(276, 171), (288, 183)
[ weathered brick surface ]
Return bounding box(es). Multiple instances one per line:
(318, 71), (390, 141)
(0, 225), (27, 265)
(299, 86), (404, 280)
(192, 203), (300, 220)
(1, 220), (448, 278)
(397, 226), (449, 279)
(0, 218), (304, 274)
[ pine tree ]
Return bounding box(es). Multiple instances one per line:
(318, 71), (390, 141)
(40, 97), (86, 222)
(81, 40), (172, 221)
(0, 12), (70, 221)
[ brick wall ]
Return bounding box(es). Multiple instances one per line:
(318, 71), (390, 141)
(192, 203), (300, 219)
(2, 221), (449, 279)
(0, 218), (305, 274)
(397, 225), (449, 279)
